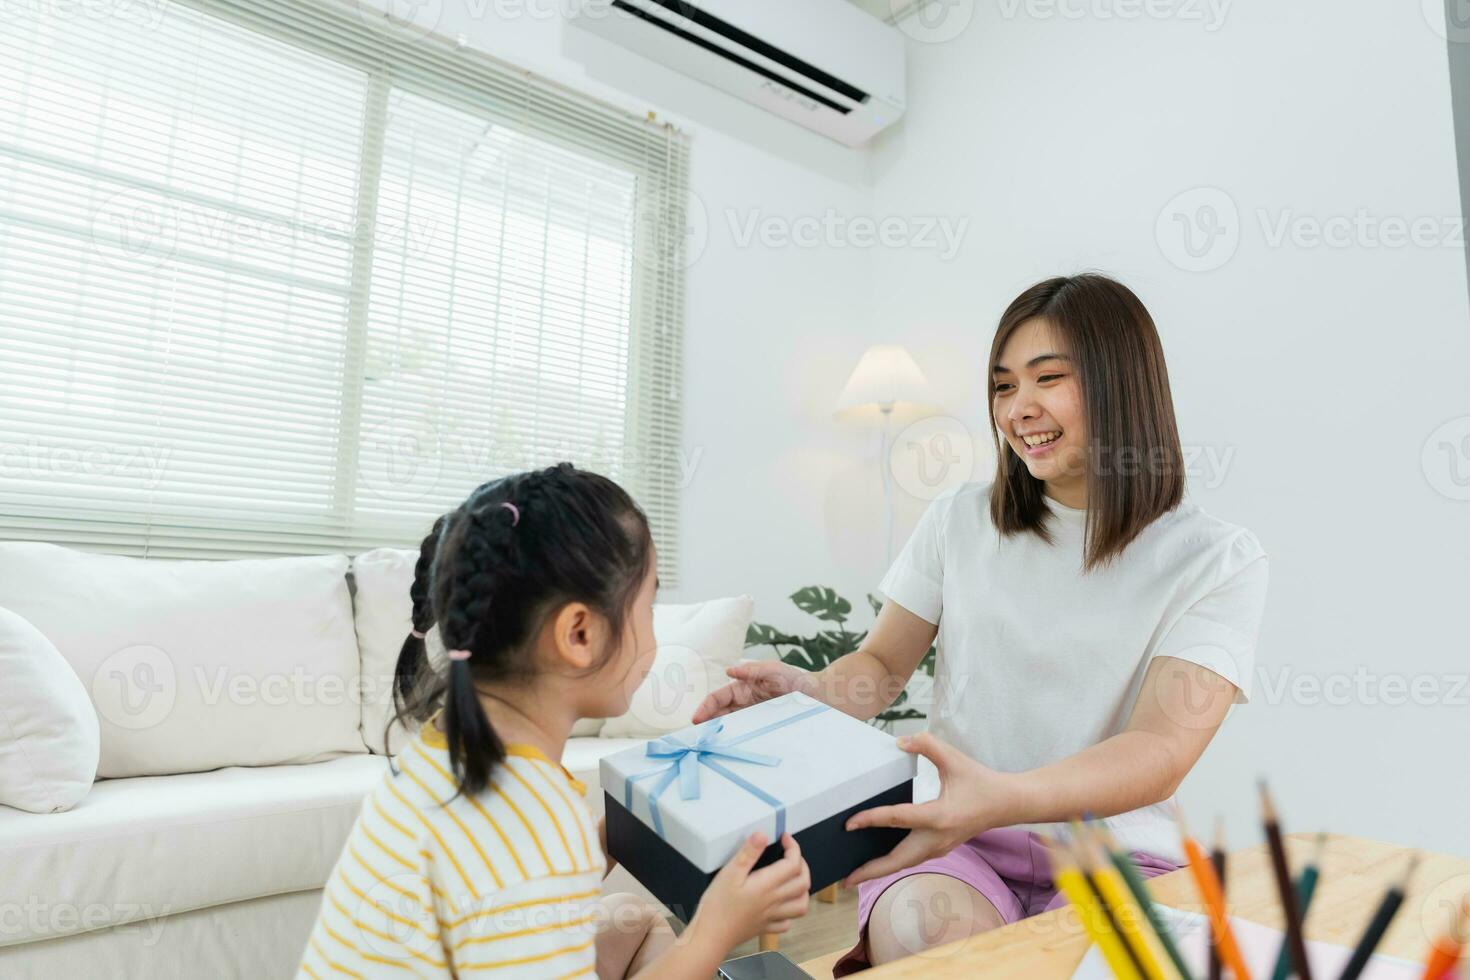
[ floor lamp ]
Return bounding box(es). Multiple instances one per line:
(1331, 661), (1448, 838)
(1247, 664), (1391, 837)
(834, 344), (936, 567)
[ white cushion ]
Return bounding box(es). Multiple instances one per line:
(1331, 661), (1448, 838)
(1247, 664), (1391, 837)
(0, 608), (100, 813)
(0, 754), (390, 947)
(600, 596), (755, 738)
(0, 543), (364, 778)
(350, 547), (418, 755)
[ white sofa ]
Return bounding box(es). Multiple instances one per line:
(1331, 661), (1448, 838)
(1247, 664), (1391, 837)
(0, 542), (756, 979)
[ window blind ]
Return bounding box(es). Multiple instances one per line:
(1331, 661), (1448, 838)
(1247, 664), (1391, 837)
(0, 0), (689, 582)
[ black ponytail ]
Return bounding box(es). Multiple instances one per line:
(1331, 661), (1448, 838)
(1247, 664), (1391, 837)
(385, 514), (448, 755)
(391, 462), (653, 800)
(435, 494), (519, 795)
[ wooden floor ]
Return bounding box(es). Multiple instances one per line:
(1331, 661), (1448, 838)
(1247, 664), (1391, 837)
(724, 884), (859, 970)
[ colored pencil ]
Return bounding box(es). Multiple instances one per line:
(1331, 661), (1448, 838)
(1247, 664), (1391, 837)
(1260, 783), (1313, 980)
(1079, 825), (1182, 980)
(1211, 819), (1227, 980)
(1075, 830), (1154, 980)
(1051, 835), (1145, 980)
(1336, 854), (1419, 980)
(1178, 808), (1253, 980)
(1272, 834), (1327, 980)
(1096, 823), (1196, 980)
(1420, 893), (1469, 980)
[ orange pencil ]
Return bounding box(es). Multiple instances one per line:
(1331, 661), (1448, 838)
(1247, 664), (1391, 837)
(1421, 894), (1469, 980)
(1178, 810), (1253, 980)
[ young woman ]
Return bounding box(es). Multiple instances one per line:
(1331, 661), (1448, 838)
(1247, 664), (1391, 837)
(299, 464), (811, 979)
(693, 274), (1268, 972)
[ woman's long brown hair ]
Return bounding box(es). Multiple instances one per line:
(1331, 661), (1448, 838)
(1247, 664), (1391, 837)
(988, 274), (1184, 570)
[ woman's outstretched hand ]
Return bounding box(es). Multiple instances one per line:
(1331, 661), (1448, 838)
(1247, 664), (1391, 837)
(691, 661), (819, 724)
(842, 731), (1016, 887)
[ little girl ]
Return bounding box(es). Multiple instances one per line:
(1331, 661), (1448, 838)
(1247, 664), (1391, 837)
(299, 463), (810, 979)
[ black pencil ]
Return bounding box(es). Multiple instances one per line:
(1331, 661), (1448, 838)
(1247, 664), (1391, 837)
(1209, 818), (1225, 980)
(1259, 783), (1312, 980)
(1335, 854), (1419, 980)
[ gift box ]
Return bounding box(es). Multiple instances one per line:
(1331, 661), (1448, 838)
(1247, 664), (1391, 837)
(600, 692), (916, 923)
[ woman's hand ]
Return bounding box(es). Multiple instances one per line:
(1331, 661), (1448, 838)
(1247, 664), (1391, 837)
(842, 732), (1021, 886)
(691, 661), (819, 724)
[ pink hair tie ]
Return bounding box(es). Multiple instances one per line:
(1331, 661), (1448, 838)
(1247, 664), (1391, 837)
(409, 629), (425, 639)
(500, 501), (520, 526)
(447, 649), (472, 661)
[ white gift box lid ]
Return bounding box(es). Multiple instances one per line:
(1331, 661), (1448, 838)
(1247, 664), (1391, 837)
(599, 692), (918, 873)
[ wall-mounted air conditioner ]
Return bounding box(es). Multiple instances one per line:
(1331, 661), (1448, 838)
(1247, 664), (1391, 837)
(567, 0), (906, 147)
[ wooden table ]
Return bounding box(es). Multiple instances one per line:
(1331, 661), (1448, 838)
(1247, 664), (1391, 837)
(798, 834), (1470, 978)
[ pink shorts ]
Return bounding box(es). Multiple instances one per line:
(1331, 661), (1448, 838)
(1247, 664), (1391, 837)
(832, 827), (1178, 976)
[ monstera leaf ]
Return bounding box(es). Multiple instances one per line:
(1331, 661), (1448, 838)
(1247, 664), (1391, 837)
(816, 628), (863, 657)
(744, 584), (937, 728)
(790, 586), (851, 623)
(744, 623), (803, 648)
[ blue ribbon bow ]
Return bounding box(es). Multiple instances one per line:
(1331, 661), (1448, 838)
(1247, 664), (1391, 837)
(623, 702), (828, 841)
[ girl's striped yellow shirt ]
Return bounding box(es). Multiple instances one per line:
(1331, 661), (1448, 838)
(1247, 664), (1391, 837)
(297, 721), (606, 979)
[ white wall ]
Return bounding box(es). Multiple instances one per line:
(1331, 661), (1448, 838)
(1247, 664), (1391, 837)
(868, 0), (1470, 852)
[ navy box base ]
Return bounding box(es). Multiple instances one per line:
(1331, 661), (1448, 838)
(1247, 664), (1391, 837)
(605, 780), (913, 924)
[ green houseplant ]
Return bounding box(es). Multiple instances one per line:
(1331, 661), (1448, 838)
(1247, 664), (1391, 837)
(744, 586), (937, 728)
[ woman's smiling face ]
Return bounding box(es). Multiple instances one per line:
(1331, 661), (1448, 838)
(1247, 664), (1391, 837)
(991, 317), (1088, 500)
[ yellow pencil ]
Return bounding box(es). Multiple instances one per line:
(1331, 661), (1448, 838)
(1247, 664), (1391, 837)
(1051, 836), (1146, 980)
(1078, 828), (1183, 980)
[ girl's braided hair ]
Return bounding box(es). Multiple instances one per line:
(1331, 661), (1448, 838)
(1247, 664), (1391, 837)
(388, 463), (653, 798)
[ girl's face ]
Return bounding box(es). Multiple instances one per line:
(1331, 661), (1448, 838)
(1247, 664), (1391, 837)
(992, 317), (1088, 499)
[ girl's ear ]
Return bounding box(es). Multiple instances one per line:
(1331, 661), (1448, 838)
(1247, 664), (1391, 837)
(547, 601), (599, 671)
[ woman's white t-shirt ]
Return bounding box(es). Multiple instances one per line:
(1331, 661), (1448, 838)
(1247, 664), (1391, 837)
(880, 481), (1268, 863)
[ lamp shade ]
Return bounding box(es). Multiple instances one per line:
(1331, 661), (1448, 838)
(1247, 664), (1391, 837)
(834, 344), (935, 424)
